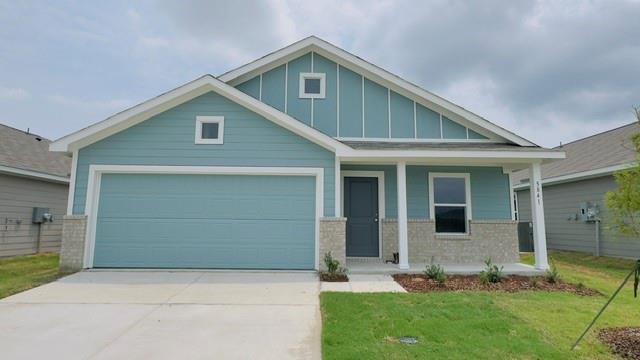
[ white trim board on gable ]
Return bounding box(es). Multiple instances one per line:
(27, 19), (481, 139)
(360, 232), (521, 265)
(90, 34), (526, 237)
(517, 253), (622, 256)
(219, 36), (537, 147)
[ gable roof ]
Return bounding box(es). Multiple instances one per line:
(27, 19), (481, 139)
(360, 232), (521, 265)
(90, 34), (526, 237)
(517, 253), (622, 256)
(219, 36), (537, 147)
(0, 123), (70, 182)
(512, 122), (639, 188)
(50, 75), (352, 154)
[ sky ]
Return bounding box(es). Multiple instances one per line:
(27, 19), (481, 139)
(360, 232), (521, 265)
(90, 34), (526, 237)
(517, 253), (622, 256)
(0, 0), (638, 148)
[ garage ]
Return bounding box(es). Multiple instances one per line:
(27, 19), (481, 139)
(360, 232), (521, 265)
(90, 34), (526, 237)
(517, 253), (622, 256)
(91, 172), (317, 270)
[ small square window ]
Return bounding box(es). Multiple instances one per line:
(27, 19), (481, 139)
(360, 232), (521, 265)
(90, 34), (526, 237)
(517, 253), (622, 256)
(299, 73), (326, 99)
(195, 116), (224, 144)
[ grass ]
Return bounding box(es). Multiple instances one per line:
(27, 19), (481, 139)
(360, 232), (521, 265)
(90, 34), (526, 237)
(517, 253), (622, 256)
(0, 253), (64, 299)
(321, 250), (640, 359)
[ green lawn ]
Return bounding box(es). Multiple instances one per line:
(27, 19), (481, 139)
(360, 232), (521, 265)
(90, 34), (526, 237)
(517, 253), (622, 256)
(0, 253), (64, 299)
(321, 250), (640, 359)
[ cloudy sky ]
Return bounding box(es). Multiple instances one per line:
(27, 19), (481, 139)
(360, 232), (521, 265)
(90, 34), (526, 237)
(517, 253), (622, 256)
(1, 0), (638, 147)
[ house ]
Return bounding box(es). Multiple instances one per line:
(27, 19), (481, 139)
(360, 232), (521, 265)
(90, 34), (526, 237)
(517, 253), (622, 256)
(513, 122), (640, 258)
(0, 124), (70, 257)
(50, 36), (563, 272)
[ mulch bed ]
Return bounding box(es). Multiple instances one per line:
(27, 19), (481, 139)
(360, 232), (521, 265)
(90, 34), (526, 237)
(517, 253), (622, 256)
(320, 272), (349, 282)
(392, 274), (599, 296)
(599, 327), (640, 360)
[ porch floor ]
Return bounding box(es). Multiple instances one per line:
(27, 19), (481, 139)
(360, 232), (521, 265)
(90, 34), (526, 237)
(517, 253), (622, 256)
(346, 258), (543, 276)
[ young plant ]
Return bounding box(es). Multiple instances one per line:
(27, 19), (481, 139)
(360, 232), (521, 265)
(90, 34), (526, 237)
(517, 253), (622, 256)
(424, 264), (446, 284)
(545, 257), (560, 284)
(479, 258), (504, 284)
(323, 252), (347, 275)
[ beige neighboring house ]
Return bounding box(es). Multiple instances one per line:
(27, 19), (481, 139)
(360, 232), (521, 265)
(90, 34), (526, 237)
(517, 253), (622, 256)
(513, 122), (639, 258)
(0, 123), (70, 257)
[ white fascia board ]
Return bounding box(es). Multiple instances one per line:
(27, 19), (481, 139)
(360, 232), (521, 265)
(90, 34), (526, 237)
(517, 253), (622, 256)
(512, 163), (635, 190)
(219, 36), (536, 147)
(0, 164), (69, 184)
(49, 75), (350, 154)
(337, 148), (565, 162)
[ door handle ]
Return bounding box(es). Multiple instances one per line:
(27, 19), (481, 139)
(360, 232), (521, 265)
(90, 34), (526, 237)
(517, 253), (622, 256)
(374, 217), (378, 223)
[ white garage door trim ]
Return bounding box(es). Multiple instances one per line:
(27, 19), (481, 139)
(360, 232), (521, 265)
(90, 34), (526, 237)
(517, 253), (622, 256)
(83, 165), (324, 270)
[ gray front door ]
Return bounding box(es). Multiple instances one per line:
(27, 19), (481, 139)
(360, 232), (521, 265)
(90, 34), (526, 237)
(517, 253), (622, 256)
(344, 177), (379, 257)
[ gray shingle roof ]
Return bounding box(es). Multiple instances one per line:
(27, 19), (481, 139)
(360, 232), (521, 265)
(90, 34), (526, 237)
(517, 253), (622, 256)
(0, 124), (71, 178)
(512, 122), (639, 184)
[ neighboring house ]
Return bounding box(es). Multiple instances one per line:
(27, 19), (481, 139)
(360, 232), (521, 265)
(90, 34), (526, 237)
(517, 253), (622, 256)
(0, 124), (70, 257)
(50, 37), (563, 272)
(513, 122), (640, 259)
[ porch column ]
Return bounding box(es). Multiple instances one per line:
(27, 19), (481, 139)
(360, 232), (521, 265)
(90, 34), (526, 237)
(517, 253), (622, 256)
(529, 162), (549, 270)
(396, 161), (409, 269)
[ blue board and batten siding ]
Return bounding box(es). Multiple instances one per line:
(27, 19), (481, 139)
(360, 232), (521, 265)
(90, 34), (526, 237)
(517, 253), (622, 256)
(342, 164), (511, 220)
(72, 91), (336, 217)
(235, 51), (489, 141)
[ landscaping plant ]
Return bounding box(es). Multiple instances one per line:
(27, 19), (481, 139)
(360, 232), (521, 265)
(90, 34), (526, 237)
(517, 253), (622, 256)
(545, 257), (560, 284)
(321, 252), (348, 281)
(424, 264), (446, 284)
(479, 258), (504, 284)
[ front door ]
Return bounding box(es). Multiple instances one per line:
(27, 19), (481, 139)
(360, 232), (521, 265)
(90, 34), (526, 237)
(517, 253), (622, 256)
(344, 177), (379, 257)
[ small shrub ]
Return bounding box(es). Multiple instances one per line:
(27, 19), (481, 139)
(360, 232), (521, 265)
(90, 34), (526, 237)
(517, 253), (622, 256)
(323, 252), (347, 275)
(479, 258), (504, 284)
(577, 282), (585, 289)
(530, 276), (540, 287)
(545, 257), (560, 284)
(424, 264), (446, 284)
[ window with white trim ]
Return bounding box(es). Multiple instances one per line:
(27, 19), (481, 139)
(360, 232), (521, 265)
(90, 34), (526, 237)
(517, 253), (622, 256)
(195, 116), (224, 144)
(429, 173), (471, 234)
(299, 72), (326, 99)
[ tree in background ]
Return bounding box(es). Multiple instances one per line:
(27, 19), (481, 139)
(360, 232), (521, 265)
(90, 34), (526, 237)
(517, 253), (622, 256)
(606, 107), (640, 239)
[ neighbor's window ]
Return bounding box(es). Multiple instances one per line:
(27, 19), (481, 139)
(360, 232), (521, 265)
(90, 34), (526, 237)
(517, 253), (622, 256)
(299, 73), (326, 99)
(195, 116), (224, 144)
(430, 174), (470, 234)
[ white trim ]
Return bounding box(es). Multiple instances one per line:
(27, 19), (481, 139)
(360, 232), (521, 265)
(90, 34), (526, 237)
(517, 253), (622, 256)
(334, 157), (341, 217)
(338, 149), (566, 161)
(218, 36), (537, 146)
(0, 164), (69, 184)
(396, 162), (409, 269)
(529, 163), (549, 270)
(195, 116), (224, 144)
(299, 72), (326, 99)
(66, 150), (78, 214)
(259, 74), (263, 101)
(466, 127), (470, 140)
(428, 172), (472, 235)
(361, 75), (365, 137)
(284, 63), (288, 113)
(336, 63), (340, 137)
(341, 170), (386, 259)
(50, 75), (351, 154)
(82, 165), (324, 270)
(413, 101), (417, 139)
(336, 137), (495, 143)
(513, 163), (635, 190)
(439, 114), (443, 139)
(508, 172), (516, 221)
(387, 88), (391, 138)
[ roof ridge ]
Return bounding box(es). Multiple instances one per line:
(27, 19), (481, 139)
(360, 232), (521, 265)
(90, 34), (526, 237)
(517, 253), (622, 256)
(0, 122), (49, 140)
(555, 121), (638, 149)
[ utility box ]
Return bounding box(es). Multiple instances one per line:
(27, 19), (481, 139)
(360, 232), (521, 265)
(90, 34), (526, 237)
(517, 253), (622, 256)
(579, 202), (599, 222)
(32, 207), (51, 224)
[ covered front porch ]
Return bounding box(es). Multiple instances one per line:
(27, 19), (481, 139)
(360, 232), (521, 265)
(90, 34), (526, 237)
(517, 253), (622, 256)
(319, 148), (557, 274)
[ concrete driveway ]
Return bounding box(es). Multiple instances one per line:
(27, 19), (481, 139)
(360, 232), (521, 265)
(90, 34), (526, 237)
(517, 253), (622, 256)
(0, 271), (321, 360)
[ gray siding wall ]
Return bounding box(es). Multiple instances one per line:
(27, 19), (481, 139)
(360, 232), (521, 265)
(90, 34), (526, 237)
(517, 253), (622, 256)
(516, 175), (640, 258)
(0, 174), (68, 257)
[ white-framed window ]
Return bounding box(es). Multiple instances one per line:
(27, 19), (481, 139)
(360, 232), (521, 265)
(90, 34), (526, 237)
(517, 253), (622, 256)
(195, 116), (224, 144)
(428, 173), (472, 234)
(299, 72), (326, 99)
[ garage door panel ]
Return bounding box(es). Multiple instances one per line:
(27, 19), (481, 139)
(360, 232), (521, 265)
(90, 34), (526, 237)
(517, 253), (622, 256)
(93, 174), (316, 269)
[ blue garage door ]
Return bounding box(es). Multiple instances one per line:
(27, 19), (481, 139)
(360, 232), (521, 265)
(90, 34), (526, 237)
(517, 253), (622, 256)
(93, 174), (316, 269)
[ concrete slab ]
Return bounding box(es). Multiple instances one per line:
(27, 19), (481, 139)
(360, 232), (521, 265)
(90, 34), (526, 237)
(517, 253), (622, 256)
(0, 271), (321, 360)
(320, 274), (407, 293)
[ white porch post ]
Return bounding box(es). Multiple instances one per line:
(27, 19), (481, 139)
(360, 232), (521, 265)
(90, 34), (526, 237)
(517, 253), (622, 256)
(335, 156), (341, 217)
(529, 162), (549, 270)
(396, 161), (409, 269)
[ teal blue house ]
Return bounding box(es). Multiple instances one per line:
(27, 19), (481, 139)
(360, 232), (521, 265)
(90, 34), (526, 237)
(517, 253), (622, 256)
(51, 37), (563, 272)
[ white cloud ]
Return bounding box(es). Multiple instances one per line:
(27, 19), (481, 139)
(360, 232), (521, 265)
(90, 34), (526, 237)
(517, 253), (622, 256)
(0, 86), (30, 101)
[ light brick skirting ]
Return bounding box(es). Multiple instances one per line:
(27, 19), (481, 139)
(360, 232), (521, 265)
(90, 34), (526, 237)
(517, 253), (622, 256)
(382, 219), (519, 264)
(319, 217), (347, 270)
(59, 215), (87, 272)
